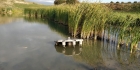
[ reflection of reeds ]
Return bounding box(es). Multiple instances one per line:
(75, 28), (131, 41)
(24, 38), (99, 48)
(74, 40), (104, 67)
(129, 27), (140, 53)
(73, 39), (140, 69)
(24, 17), (69, 37)
(107, 12), (140, 53)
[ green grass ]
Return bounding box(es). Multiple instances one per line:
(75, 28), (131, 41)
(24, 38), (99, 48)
(13, 3), (48, 8)
(0, 2), (48, 16)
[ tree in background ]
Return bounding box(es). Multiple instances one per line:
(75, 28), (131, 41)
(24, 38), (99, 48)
(132, 1), (140, 11)
(66, 0), (79, 4)
(121, 2), (124, 4)
(134, 1), (137, 3)
(54, 0), (79, 5)
(110, 1), (114, 3)
(116, 1), (120, 4)
(54, 0), (66, 5)
(128, 1), (131, 4)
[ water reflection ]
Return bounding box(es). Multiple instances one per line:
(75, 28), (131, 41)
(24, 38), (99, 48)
(55, 46), (82, 56)
(24, 17), (69, 37)
(0, 16), (16, 24)
(24, 17), (140, 70)
(73, 40), (140, 70)
(0, 17), (96, 70)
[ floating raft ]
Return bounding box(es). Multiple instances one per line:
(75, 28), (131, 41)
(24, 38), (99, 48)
(55, 37), (83, 47)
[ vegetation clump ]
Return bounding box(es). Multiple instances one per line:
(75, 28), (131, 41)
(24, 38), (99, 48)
(24, 2), (140, 53)
(0, 0), (47, 16)
(107, 1), (140, 11)
(54, 0), (79, 5)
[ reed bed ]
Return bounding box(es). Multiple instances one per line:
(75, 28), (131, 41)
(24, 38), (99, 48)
(106, 11), (140, 53)
(24, 3), (140, 53)
(24, 3), (111, 38)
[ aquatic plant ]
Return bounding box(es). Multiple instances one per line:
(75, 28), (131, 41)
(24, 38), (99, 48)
(129, 27), (140, 53)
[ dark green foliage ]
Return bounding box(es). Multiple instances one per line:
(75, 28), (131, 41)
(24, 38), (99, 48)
(66, 0), (79, 4)
(134, 1), (138, 3)
(107, 2), (140, 11)
(121, 2), (124, 4)
(131, 3), (140, 11)
(128, 2), (131, 4)
(116, 1), (120, 3)
(54, 0), (66, 5)
(110, 1), (114, 3)
(54, 0), (79, 5)
(136, 18), (140, 26)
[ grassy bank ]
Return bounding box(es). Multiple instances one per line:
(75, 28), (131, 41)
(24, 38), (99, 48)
(0, 1), (47, 16)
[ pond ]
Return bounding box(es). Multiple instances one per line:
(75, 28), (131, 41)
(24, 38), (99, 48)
(0, 17), (140, 70)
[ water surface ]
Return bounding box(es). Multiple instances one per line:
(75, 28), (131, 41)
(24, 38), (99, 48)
(0, 17), (140, 70)
(0, 17), (92, 70)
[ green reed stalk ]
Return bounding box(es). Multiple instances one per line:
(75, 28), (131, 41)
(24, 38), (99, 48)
(68, 4), (86, 37)
(130, 27), (140, 53)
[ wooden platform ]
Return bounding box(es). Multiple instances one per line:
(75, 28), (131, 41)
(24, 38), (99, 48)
(55, 37), (83, 47)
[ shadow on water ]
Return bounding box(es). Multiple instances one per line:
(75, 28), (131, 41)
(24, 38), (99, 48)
(24, 17), (69, 37)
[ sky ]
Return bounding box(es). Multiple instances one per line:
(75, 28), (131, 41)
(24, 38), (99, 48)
(26, 0), (140, 5)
